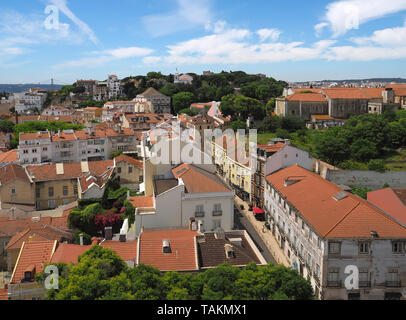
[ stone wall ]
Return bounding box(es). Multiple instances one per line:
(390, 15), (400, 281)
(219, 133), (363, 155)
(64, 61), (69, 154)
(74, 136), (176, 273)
(325, 170), (406, 189)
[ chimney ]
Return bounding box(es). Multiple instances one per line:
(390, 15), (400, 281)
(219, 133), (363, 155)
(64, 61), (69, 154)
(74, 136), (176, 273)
(119, 234), (126, 243)
(79, 233), (84, 245)
(105, 227), (113, 241)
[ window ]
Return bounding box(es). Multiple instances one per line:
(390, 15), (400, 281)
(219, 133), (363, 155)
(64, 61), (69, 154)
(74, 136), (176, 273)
(359, 241), (370, 254)
(302, 220), (305, 230)
(11, 188), (16, 195)
(317, 238), (322, 249)
(195, 205), (204, 217)
(213, 204), (222, 216)
(315, 264), (320, 279)
(139, 176), (143, 182)
(359, 270), (370, 287)
(48, 199), (56, 209)
(48, 187), (54, 197)
(392, 241), (404, 254)
(129, 166), (133, 174)
(118, 167), (122, 174)
(328, 242), (341, 255)
(295, 214), (298, 223)
(327, 269), (340, 287)
(63, 186), (68, 196)
(73, 184), (78, 195)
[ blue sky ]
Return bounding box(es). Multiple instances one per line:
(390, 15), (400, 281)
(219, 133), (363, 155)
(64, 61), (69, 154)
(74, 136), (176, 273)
(1, 0), (406, 84)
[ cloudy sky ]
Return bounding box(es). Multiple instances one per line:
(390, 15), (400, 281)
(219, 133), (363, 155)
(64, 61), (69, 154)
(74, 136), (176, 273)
(1, 0), (406, 83)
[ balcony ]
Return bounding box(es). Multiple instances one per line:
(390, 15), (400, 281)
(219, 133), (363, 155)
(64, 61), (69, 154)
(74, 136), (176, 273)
(386, 280), (401, 288)
(195, 212), (205, 218)
(212, 210), (223, 217)
(327, 280), (342, 288)
(359, 281), (371, 288)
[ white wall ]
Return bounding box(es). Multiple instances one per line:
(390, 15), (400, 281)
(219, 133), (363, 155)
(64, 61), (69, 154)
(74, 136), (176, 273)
(265, 145), (313, 176)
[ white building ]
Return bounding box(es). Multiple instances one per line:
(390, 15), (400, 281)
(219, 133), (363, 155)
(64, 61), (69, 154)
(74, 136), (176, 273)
(133, 162), (235, 235)
(264, 164), (406, 300)
(14, 91), (47, 113)
(18, 127), (137, 164)
(42, 106), (71, 116)
(18, 132), (53, 164)
(107, 75), (121, 99)
(174, 70), (193, 85)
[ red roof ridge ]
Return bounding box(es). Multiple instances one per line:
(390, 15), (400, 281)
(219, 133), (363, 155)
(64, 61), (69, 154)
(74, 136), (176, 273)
(323, 202), (361, 238)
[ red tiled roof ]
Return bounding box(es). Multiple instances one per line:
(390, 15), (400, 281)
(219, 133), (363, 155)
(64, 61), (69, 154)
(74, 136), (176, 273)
(26, 160), (114, 182)
(257, 142), (286, 153)
(322, 88), (370, 100)
(115, 155), (143, 169)
(50, 243), (92, 264)
(0, 216), (69, 238)
(386, 83), (406, 90)
(172, 164), (231, 194)
(19, 132), (51, 141)
(129, 196), (154, 208)
(101, 240), (138, 262)
(0, 164), (30, 184)
(367, 188), (406, 225)
(291, 88), (321, 93)
(10, 240), (56, 284)
(5, 225), (73, 251)
(394, 88), (406, 96)
(139, 230), (199, 271)
(0, 288), (8, 300)
(266, 165), (406, 239)
(286, 93), (327, 102)
(361, 88), (384, 99)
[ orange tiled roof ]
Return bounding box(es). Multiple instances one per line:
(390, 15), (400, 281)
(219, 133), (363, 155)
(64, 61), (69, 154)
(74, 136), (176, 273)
(26, 160), (114, 182)
(10, 240), (56, 284)
(291, 88), (321, 93)
(0, 216), (69, 238)
(394, 88), (406, 96)
(129, 196), (154, 208)
(266, 165), (406, 239)
(322, 88), (370, 100)
(115, 155), (143, 169)
(386, 83), (406, 90)
(257, 142), (286, 153)
(101, 240), (138, 262)
(139, 229), (199, 271)
(19, 132), (51, 141)
(367, 188), (406, 225)
(360, 88), (384, 99)
(5, 225), (73, 251)
(172, 164), (231, 194)
(286, 93), (326, 102)
(0, 164), (30, 184)
(50, 243), (92, 264)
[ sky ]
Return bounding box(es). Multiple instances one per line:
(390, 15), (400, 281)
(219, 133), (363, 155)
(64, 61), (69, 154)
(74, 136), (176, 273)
(1, 0), (406, 84)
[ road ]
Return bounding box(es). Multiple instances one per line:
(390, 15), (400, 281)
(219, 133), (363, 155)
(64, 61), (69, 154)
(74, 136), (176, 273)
(234, 206), (277, 265)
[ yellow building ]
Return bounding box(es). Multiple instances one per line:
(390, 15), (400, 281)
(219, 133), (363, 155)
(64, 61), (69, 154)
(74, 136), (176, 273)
(83, 107), (103, 122)
(26, 161), (114, 210)
(114, 155), (144, 191)
(0, 164), (35, 211)
(212, 138), (251, 201)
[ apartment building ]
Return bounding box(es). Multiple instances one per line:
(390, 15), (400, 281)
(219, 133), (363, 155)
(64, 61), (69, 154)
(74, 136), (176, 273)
(18, 128), (138, 164)
(122, 113), (168, 132)
(104, 101), (135, 112)
(26, 160), (114, 210)
(114, 154), (143, 190)
(135, 88), (171, 114)
(107, 75), (121, 99)
(14, 91), (47, 114)
(42, 106), (71, 116)
(212, 137), (251, 201)
(18, 132), (53, 164)
(264, 164), (406, 300)
(134, 162), (235, 235)
(83, 107), (103, 122)
(75, 80), (98, 95)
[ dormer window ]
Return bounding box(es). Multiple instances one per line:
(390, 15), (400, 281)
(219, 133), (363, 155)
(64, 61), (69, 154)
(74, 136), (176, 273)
(162, 240), (171, 254)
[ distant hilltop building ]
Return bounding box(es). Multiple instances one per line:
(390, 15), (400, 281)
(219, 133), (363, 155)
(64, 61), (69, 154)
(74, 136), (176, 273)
(174, 69), (193, 85)
(75, 75), (122, 101)
(135, 87), (171, 114)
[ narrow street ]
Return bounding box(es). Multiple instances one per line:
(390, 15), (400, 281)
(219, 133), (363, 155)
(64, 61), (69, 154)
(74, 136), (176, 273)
(234, 204), (277, 264)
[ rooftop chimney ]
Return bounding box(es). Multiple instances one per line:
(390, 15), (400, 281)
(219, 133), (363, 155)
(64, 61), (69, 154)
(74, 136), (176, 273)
(162, 240), (171, 253)
(79, 233), (84, 246)
(105, 227), (113, 241)
(119, 234), (126, 243)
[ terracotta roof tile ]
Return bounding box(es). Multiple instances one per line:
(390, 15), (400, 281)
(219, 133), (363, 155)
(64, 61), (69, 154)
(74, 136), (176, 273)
(172, 164), (231, 194)
(360, 88), (384, 99)
(286, 93), (327, 102)
(101, 240), (138, 262)
(50, 243), (92, 264)
(129, 196), (154, 208)
(0, 164), (30, 184)
(139, 229), (199, 271)
(266, 165), (406, 239)
(10, 240), (56, 284)
(367, 188), (406, 225)
(322, 88), (370, 100)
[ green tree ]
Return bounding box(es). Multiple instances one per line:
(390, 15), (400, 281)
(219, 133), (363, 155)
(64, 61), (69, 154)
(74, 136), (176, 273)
(172, 92), (195, 114)
(231, 120), (246, 131)
(368, 159), (387, 173)
(259, 115), (281, 133)
(0, 120), (15, 133)
(350, 186), (371, 199)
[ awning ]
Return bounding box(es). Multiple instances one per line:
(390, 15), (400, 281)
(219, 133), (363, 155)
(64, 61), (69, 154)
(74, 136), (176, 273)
(253, 207), (265, 214)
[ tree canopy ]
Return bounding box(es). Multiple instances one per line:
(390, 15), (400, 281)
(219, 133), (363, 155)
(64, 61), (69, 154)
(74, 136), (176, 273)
(37, 248), (314, 300)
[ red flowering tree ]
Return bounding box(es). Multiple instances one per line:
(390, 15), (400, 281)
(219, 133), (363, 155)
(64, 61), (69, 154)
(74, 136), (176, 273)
(94, 211), (123, 233)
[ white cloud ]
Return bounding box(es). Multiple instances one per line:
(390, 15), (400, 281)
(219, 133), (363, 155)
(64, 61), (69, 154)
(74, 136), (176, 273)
(142, 0), (213, 37)
(54, 46), (154, 69)
(256, 28), (281, 42)
(351, 20), (406, 47)
(316, 0), (406, 37)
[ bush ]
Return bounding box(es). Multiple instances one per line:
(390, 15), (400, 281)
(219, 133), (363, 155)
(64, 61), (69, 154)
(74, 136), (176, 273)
(78, 198), (102, 209)
(367, 159), (387, 173)
(275, 128), (290, 139)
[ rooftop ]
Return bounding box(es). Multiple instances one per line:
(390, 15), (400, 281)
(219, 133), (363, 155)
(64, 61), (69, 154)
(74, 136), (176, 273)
(367, 188), (406, 225)
(266, 165), (406, 239)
